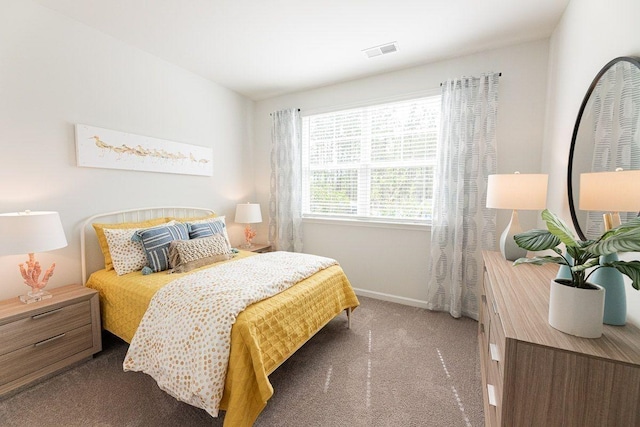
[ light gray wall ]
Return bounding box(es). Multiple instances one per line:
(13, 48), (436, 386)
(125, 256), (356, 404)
(0, 1), (254, 300)
(253, 39), (550, 306)
(13, 0), (634, 321)
(542, 0), (640, 325)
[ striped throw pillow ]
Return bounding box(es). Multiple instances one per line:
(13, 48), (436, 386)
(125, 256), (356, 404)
(188, 220), (226, 239)
(187, 217), (231, 249)
(135, 222), (189, 273)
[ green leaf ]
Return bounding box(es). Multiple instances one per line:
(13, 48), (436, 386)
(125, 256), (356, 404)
(514, 229), (561, 251)
(567, 245), (598, 266)
(513, 256), (567, 266)
(566, 245), (581, 261)
(513, 210), (640, 290)
(572, 258), (600, 272)
(605, 260), (640, 291)
(600, 216), (640, 241)
(541, 209), (579, 247)
(587, 227), (640, 255)
(578, 239), (596, 248)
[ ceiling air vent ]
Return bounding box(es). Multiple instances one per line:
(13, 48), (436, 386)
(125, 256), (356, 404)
(363, 41), (399, 58)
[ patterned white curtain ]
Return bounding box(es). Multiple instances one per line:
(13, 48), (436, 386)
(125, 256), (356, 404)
(585, 61), (640, 238)
(269, 108), (303, 252)
(426, 73), (500, 319)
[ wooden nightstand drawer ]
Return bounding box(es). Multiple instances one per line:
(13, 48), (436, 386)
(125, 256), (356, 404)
(0, 284), (101, 396)
(0, 300), (92, 356)
(0, 324), (93, 386)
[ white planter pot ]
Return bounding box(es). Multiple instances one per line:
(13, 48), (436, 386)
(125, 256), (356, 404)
(548, 280), (605, 339)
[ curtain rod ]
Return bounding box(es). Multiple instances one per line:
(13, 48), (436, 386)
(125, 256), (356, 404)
(440, 72), (502, 87)
(269, 108), (300, 116)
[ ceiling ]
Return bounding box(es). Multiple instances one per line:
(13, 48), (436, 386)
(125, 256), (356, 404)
(34, 0), (569, 101)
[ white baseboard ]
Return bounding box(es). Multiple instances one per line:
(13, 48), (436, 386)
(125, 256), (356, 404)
(352, 287), (429, 309)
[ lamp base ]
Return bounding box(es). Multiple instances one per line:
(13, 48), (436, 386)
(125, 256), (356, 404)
(499, 210), (528, 261)
(243, 224), (257, 250)
(20, 290), (52, 304)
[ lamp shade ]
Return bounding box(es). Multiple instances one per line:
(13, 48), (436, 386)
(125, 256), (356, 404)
(579, 170), (640, 212)
(0, 211), (68, 256)
(486, 173), (548, 210)
(235, 203), (262, 224)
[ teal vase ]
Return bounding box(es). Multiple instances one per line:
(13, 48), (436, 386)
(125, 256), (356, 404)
(556, 251), (573, 281)
(590, 253), (626, 326)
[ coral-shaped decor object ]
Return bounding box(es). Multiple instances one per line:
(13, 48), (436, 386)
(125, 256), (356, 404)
(244, 225), (257, 246)
(19, 253), (55, 295)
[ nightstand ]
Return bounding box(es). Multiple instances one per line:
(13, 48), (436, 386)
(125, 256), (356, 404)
(0, 284), (102, 396)
(243, 243), (272, 253)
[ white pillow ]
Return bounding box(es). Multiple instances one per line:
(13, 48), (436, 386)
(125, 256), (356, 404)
(103, 228), (147, 276)
(103, 220), (177, 276)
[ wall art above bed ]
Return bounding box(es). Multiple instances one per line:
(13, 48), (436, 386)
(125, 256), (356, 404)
(75, 124), (213, 176)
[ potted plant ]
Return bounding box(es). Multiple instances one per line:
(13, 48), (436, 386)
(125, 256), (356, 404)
(513, 209), (640, 338)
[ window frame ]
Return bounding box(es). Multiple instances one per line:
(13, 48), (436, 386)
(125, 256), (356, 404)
(300, 89), (441, 227)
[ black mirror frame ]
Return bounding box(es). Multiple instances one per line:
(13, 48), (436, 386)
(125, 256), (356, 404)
(567, 56), (640, 240)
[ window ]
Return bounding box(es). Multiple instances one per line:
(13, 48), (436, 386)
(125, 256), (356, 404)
(301, 94), (441, 224)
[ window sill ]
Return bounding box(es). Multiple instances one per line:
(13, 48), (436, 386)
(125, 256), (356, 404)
(302, 216), (431, 231)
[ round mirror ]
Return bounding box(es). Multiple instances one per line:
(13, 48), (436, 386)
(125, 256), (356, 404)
(568, 56), (640, 240)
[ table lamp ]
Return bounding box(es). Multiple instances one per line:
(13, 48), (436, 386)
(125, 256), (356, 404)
(0, 211), (68, 303)
(235, 203), (262, 249)
(580, 168), (640, 325)
(486, 172), (548, 261)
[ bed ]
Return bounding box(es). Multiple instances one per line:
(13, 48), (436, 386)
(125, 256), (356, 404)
(80, 207), (359, 427)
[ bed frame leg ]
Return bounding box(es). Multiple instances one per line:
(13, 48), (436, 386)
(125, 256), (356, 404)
(346, 307), (352, 329)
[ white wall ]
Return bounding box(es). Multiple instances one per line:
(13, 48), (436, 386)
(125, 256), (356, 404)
(254, 39), (550, 306)
(542, 0), (640, 325)
(0, 1), (254, 300)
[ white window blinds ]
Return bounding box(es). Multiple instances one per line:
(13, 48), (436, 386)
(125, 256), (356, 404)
(301, 95), (441, 223)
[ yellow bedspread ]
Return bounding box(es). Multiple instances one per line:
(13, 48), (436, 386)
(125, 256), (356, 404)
(86, 251), (359, 426)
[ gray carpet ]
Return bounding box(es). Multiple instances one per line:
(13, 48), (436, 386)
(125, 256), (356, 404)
(0, 296), (483, 426)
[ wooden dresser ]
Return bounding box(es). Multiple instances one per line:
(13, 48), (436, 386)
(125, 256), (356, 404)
(480, 251), (640, 426)
(0, 284), (102, 396)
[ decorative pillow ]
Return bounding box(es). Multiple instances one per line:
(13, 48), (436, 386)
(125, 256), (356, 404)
(187, 220), (226, 239)
(103, 228), (148, 276)
(102, 221), (178, 275)
(186, 216), (231, 247)
(168, 234), (232, 273)
(93, 218), (169, 270)
(134, 222), (189, 273)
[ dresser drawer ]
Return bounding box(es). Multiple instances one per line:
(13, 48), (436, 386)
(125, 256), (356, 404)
(487, 332), (504, 396)
(0, 300), (92, 356)
(489, 312), (506, 379)
(486, 340), (503, 416)
(484, 275), (500, 321)
(479, 291), (491, 347)
(0, 324), (94, 386)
